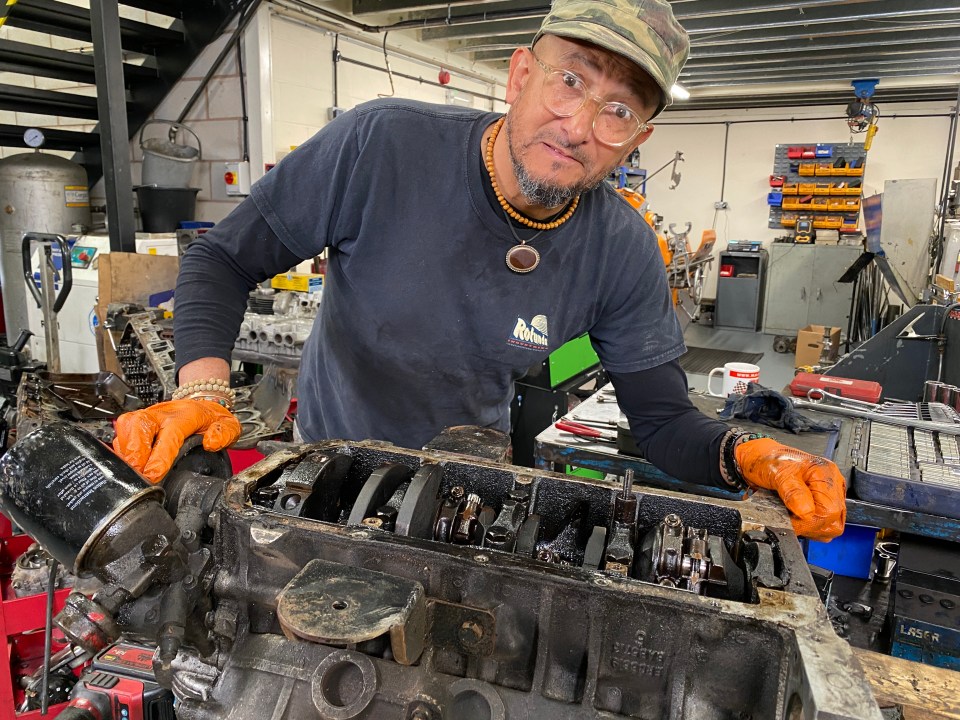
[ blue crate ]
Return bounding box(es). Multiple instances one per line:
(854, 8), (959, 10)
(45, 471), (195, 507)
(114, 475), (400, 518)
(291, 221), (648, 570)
(804, 523), (878, 579)
(815, 144), (833, 158)
(767, 192), (783, 207)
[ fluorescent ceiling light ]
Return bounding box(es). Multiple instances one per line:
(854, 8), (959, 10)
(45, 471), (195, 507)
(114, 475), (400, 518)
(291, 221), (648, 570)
(671, 83), (690, 100)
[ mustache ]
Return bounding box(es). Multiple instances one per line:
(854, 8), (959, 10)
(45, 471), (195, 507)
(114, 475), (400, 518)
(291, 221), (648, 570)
(525, 131), (587, 164)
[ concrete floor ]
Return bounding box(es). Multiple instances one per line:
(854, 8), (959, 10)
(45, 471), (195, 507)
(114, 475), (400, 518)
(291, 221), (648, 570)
(682, 322), (797, 395)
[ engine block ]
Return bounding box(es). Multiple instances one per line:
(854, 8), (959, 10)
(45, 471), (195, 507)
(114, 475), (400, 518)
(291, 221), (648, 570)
(0, 429), (882, 720)
(192, 441), (881, 720)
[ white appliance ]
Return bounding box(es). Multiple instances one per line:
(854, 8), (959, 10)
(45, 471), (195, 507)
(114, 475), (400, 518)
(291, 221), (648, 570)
(26, 234), (111, 373)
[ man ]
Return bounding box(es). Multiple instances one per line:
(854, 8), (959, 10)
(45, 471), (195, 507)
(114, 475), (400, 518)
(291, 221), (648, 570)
(114, 0), (847, 541)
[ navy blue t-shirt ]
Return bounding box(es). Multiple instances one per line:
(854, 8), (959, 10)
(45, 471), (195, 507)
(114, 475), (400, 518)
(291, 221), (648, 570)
(239, 100), (683, 447)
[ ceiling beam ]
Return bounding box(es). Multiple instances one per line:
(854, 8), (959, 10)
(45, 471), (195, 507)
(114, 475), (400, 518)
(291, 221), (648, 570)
(689, 18), (960, 49)
(357, 0), (857, 16)
(421, 16), (540, 40)
(664, 86), (959, 112)
(684, 67), (960, 88)
(680, 1), (960, 36)
(683, 54), (960, 79)
(354, 0), (538, 16)
(688, 30), (960, 61)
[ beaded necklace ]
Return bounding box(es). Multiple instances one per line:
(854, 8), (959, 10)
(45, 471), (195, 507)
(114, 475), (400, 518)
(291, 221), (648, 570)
(484, 116), (580, 273)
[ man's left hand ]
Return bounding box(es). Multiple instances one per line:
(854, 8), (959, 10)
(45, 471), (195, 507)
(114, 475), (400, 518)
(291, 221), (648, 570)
(735, 437), (847, 541)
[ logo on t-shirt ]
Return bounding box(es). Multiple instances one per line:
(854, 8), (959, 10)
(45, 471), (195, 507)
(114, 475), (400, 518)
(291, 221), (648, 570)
(509, 314), (549, 350)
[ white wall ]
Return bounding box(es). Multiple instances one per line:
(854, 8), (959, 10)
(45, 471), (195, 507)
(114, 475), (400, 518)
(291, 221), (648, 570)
(130, 32), (249, 223)
(266, 10), (508, 163)
(640, 102), (960, 298)
(132, 7), (510, 224)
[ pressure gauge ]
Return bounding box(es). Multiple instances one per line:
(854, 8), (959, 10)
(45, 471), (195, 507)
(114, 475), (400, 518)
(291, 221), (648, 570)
(24, 128), (45, 149)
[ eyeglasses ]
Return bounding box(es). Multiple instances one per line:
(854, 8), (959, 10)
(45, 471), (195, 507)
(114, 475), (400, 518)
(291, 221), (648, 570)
(533, 53), (650, 147)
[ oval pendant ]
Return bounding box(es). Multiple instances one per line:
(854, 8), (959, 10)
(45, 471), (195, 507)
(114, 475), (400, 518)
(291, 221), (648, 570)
(506, 244), (540, 273)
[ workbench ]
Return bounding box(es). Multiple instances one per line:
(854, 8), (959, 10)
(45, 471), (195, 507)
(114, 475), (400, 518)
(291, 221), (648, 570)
(534, 386), (960, 540)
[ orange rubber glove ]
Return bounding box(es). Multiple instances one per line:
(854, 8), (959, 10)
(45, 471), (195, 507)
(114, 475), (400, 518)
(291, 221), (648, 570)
(735, 437), (847, 542)
(113, 400), (241, 483)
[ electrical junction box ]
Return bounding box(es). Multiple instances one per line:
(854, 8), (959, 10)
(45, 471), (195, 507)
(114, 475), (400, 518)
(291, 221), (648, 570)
(224, 161), (251, 196)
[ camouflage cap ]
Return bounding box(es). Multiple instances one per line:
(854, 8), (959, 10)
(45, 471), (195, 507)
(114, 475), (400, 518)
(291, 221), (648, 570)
(533, 0), (690, 117)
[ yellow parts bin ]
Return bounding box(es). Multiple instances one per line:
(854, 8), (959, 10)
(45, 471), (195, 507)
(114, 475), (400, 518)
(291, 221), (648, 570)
(271, 272), (324, 292)
(828, 198), (861, 213)
(813, 216), (843, 230)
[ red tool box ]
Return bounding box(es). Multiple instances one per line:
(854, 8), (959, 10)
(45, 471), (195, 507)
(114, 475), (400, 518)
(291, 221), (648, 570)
(0, 515), (72, 719)
(789, 373), (883, 404)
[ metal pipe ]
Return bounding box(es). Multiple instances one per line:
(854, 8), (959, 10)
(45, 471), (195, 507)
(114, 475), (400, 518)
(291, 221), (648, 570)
(937, 83), (960, 273)
(177, 0), (264, 125)
(38, 248), (60, 374)
(719, 122), (730, 204)
(270, 3), (505, 87)
(338, 54), (502, 103)
(674, 0), (858, 21)
(311, 0), (960, 35)
(332, 34), (340, 109)
(40, 558), (58, 716)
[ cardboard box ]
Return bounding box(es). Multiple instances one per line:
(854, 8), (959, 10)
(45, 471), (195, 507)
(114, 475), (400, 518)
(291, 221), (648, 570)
(795, 325), (842, 368)
(271, 272), (323, 293)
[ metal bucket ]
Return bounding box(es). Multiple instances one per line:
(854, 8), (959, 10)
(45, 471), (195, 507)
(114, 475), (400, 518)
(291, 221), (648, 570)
(139, 119), (202, 188)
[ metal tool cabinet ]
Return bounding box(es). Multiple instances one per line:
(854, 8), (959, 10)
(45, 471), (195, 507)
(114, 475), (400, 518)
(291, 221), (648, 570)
(715, 249), (768, 330)
(762, 243), (861, 335)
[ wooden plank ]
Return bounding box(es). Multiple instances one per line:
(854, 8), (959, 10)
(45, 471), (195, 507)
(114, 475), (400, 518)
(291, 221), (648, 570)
(854, 648), (960, 720)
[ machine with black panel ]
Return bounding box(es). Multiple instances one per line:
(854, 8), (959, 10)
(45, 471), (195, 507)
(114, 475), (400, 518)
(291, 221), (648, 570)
(0, 423), (882, 720)
(827, 303), (960, 401)
(889, 536), (960, 670)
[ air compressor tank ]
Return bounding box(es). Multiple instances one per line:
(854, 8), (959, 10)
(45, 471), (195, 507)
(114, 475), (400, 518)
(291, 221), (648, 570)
(0, 152), (91, 339)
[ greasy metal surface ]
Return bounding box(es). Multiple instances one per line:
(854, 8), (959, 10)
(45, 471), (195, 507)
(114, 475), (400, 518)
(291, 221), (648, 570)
(427, 599), (497, 657)
(278, 559), (425, 647)
(423, 425), (512, 462)
(16, 370), (121, 445)
(37, 370), (142, 421)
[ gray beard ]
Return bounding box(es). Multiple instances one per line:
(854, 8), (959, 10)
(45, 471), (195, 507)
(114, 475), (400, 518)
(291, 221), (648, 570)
(506, 117), (606, 209)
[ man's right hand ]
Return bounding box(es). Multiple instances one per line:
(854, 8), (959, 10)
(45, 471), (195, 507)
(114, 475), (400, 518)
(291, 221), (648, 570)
(113, 400), (241, 483)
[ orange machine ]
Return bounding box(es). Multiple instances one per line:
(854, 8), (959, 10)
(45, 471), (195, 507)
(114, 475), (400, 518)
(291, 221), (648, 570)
(616, 187), (716, 323)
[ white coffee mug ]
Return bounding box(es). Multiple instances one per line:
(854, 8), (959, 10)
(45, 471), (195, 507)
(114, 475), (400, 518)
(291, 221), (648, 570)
(707, 362), (760, 397)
